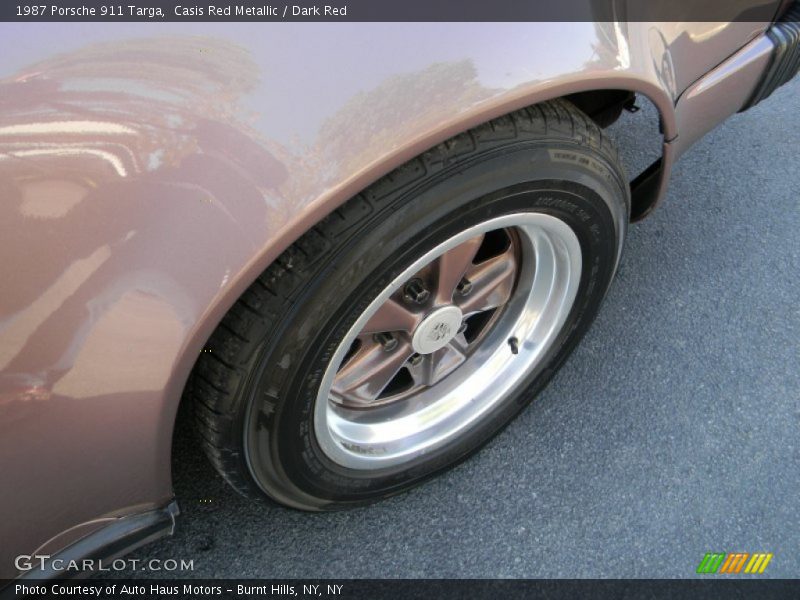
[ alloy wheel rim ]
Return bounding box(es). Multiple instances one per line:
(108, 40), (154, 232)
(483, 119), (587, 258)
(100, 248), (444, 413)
(314, 212), (582, 470)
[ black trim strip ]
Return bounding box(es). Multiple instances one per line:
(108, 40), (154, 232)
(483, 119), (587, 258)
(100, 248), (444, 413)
(14, 501), (179, 581)
(742, 0), (800, 110)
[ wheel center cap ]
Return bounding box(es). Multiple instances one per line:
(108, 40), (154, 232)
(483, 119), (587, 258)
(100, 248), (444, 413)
(411, 305), (463, 354)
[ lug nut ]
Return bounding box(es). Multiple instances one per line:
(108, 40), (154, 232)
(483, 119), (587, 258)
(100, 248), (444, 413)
(404, 278), (430, 304)
(374, 332), (398, 352)
(408, 353), (423, 366)
(456, 278), (472, 296)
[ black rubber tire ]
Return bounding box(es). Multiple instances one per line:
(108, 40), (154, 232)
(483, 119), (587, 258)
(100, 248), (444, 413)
(190, 99), (629, 510)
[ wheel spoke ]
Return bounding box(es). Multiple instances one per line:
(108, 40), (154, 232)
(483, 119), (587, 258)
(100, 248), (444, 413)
(331, 335), (414, 405)
(434, 234), (484, 304)
(457, 250), (517, 316)
(430, 334), (469, 385)
(448, 332), (470, 357)
(407, 354), (434, 387)
(408, 333), (469, 387)
(361, 298), (421, 334)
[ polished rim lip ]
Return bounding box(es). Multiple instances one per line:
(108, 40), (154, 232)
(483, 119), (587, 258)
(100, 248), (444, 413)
(314, 212), (582, 471)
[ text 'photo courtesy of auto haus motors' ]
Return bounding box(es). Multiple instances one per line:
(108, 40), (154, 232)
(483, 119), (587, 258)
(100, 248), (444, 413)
(13, 583), (344, 597)
(0, 0), (799, 580)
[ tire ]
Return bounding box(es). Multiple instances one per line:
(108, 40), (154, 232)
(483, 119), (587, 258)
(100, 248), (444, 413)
(191, 99), (629, 510)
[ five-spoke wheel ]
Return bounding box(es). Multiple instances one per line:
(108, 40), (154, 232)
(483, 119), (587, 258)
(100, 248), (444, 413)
(315, 214), (582, 470)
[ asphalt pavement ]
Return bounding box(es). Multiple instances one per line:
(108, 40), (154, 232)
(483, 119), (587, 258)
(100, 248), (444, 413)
(120, 78), (799, 579)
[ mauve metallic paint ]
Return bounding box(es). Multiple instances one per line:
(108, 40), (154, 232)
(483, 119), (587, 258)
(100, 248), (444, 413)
(0, 20), (778, 575)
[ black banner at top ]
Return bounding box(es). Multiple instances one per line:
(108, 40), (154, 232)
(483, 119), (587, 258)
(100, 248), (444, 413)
(0, 0), (790, 22)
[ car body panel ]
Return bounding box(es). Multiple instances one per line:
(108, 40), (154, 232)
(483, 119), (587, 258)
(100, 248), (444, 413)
(673, 33), (775, 155)
(0, 18), (781, 576)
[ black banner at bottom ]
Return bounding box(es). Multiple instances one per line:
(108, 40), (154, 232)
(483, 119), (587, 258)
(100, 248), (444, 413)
(2, 579), (799, 600)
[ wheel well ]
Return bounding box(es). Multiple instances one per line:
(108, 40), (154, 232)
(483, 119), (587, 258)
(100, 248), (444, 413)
(564, 89), (637, 128)
(171, 86), (671, 473)
(563, 88), (668, 220)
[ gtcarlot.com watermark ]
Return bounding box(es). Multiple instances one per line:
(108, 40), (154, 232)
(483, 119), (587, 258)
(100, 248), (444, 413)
(15, 554), (194, 573)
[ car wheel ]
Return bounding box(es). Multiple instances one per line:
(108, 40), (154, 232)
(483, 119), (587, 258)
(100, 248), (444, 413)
(191, 99), (629, 509)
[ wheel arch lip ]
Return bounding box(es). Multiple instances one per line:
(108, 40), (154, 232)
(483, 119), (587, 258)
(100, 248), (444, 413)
(175, 73), (674, 347)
